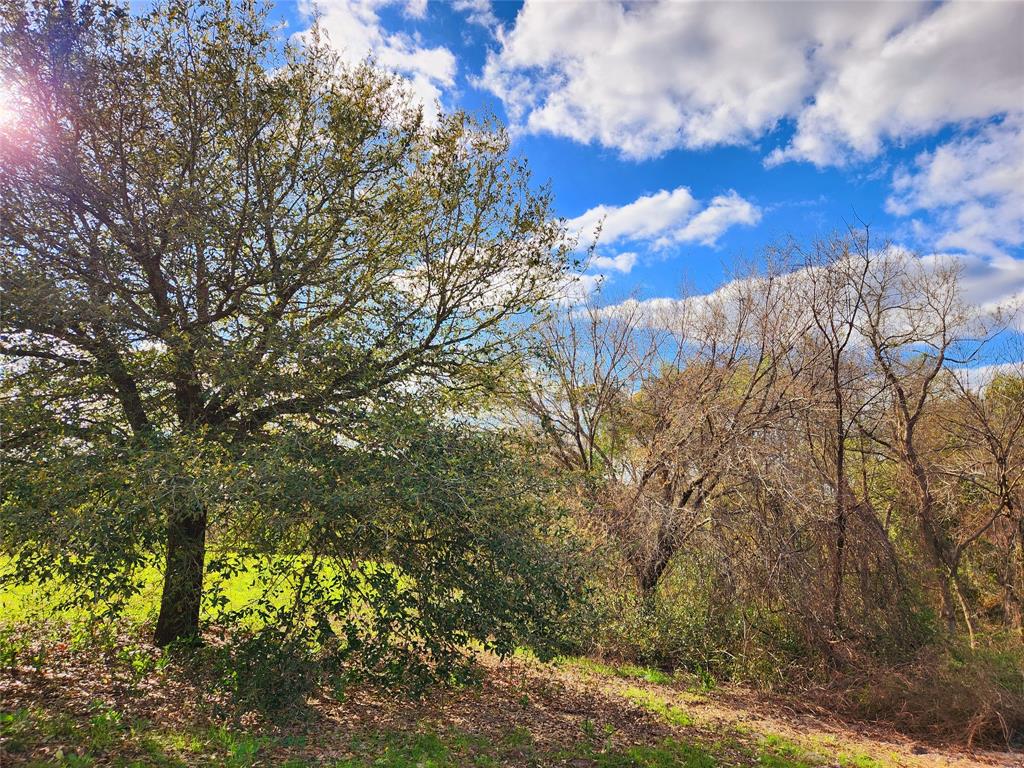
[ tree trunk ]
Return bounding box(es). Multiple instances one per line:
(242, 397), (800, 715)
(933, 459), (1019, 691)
(635, 521), (676, 605)
(154, 501), (207, 647)
(922, 519), (959, 635)
(1001, 522), (1024, 636)
(899, 428), (958, 635)
(832, 433), (847, 630)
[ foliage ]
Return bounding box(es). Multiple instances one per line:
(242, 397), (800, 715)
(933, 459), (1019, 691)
(0, 0), (577, 680)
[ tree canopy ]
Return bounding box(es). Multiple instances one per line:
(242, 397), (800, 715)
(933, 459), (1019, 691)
(0, 0), (578, 671)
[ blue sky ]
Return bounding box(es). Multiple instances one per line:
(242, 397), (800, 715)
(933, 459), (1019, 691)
(270, 0), (1023, 313)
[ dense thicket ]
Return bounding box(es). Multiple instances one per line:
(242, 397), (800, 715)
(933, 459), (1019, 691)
(512, 233), (1023, 739)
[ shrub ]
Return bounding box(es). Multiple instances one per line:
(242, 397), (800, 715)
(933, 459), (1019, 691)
(845, 640), (1024, 747)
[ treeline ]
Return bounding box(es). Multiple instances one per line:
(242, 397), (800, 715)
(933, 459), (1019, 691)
(508, 234), (1024, 742)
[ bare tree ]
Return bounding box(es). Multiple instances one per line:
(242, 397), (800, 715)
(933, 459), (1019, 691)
(515, 263), (809, 601)
(796, 230), (908, 630)
(513, 296), (658, 480)
(854, 249), (984, 635)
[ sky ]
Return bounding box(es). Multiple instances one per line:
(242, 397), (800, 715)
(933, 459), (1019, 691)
(275, 1), (1022, 313)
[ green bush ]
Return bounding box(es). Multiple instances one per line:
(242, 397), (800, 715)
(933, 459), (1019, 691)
(206, 629), (319, 716)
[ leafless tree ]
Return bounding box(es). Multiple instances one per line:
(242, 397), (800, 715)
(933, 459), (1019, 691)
(854, 249), (985, 635)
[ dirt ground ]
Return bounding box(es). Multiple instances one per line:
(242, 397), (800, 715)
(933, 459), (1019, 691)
(1, 634), (1020, 767)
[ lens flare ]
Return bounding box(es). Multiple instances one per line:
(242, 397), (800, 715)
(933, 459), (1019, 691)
(0, 82), (18, 128)
(0, 84), (11, 126)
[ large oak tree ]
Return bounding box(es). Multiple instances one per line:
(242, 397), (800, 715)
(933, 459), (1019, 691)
(0, 0), (571, 649)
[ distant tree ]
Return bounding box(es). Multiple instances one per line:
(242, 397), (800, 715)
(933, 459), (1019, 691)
(517, 264), (807, 602)
(0, 0), (571, 653)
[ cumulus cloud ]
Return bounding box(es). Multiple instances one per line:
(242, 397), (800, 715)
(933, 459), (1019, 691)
(451, 0), (498, 29)
(887, 117), (1024, 258)
(670, 193), (762, 247)
(480, 0), (1023, 165)
(301, 0), (457, 111)
(566, 187), (759, 250)
(567, 187), (696, 244)
(590, 251), (638, 274)
(769, 1), (1024, 166)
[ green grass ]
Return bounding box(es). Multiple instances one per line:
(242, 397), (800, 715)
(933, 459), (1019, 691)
(0, 554), (398, 631)
(592, 740), (718, 767)
(621, 686), (695, 727)
(616, 664), (674, 685)
(0, 696), (906, 768)
(0, 582), (906, 768)
(559, 656), (675, 685)
(0, 707), (732, 768)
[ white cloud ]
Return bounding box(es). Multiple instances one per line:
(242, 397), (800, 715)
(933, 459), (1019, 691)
(302, 0), (456, 111)
(920, 251), (1024, 326)
(669, 192), (761, 247)
(606, 250), (1024, 331)
(887, 117), (1024, 258)
(567, 187), (696, 244)
(480, 1), (1024, 165)
(566, 186), (759, 250)
(952, 362), (1024, 392)
(770, 2), (1024, 166)
(403, 0), (427, 19)
(590, 251), (638, 274)
(556, 272), (605, 305)
(451, 0), (497, 29)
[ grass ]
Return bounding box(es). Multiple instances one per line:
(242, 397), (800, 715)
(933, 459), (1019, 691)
(0, 555), (330, 630)
(0, 665), (911, 768)
(621, 686), (695, 727)
(0, 573), (981, 768)
(0, 706), (762, 767)
(559, 656), (677, 686)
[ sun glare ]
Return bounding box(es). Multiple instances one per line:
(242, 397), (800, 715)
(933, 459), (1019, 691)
(0, 82), (17, 128)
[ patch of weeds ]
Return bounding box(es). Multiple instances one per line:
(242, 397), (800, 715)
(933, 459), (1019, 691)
(616, 664), (673, 685)
(2, 707), (86, 756)
(1, 708), (33, 754)
(205, 726), (269, 768)
(511, 647), (540, 663)
(115, 643), (162, 683)
(757, 733), (819, 768)
(136, 733), (191, 767)
(558, 656), (618, 677)
(838, 753), (886, 768)
(560, 656), (675, 685)
(52, 753), (96, 767)
(694, 668), (717, 692)
(622, 687), (694, 727)
(337, 730), (453, 767)
(84, 702), (129, 754)
(0, 626), (31, 669)
(596, 739), (717, 768)
(447, 730), (497, 766)
(499, 724), (534, 752)
(146, 728), (206, 756)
